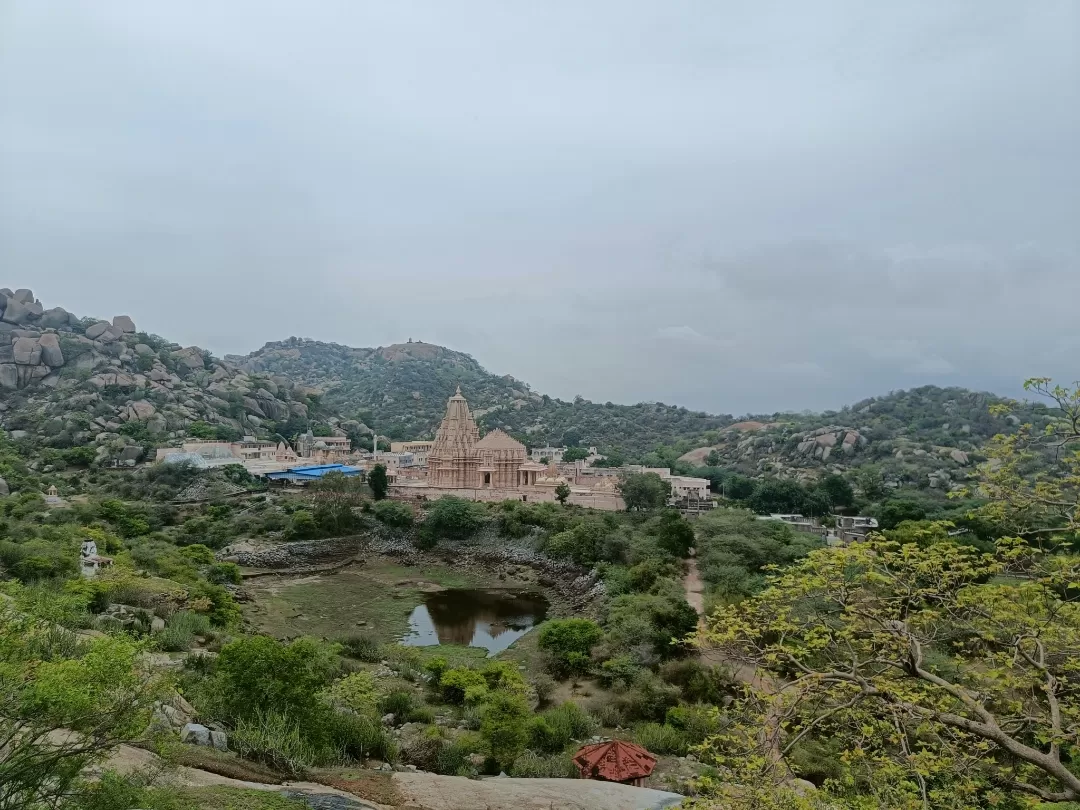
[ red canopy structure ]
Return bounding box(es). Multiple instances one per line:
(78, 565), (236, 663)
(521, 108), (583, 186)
(573, 740), (658, 786)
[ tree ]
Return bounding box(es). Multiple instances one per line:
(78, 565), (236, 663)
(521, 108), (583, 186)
(878, 498), (928, 530)
(656, 509), (695, 558)
(538, 618), (603, 677)
(419, 496), (487, 548)
(368, 463), (389, 500)
(480, 692), (531, 769)
(706, 450), (721, 467)
(976, 377), (1080, 540)
(0, 608), (163, 809)
(817, 474), (854, 510)
(562, 447), (589, 462)
(748, 479), (806, 515)
(697, 537), (1080, 807)
(214, 636), (337, 725)
(618, 472), (671, 511)
(554, 481), (571, 506)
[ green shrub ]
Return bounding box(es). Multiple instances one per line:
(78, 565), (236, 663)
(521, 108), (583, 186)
(615, 672), (681, 723)
(328, 672), (381, 716)
(379, 689), (416, 720)
(665, 703), (721, 745)
(230, 709), (318, 776)
(372, 500), (414, 528)
(598, 654), (641, 688)
(657, 659), (734, 704)
(440, 667), (489, 705)
(419, 497), (487, 547)
(589, 702), (624, 729)
(400, 726), (445, 771)
(633, 722), (687, 755)
(158, 611), (213, 652)
(480, 692), (531, 770)
(537, 618), (603, 678)
(530, 673), (556, 706)
(434, 732), (483, 777)
(542, 702), (596, 748)
(339, 633), (381, 663)
(206, 562), (241, 585)
(510, 750), (579, 778)
(325, 709), (396, 763)
(423, 655), (449, 685)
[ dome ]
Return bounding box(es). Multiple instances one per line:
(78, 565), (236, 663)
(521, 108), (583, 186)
(313, 440), (328, 450)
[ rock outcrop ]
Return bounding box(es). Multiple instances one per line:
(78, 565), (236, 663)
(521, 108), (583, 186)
(0, 286), (318, 469)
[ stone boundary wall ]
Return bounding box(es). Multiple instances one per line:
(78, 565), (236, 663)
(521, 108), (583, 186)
(389, 484), (624, 511)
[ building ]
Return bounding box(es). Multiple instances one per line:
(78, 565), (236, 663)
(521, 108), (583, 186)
(759, 513), (826, 536)
(667, 474), (710, 502)
(529, 446), (565, 463)
(427, 387), (547, 489)
(265, 463), (364, 485)
(390, 441), (433, 467)
(834, 515), (879, 543)
(295, 430), (352, 462)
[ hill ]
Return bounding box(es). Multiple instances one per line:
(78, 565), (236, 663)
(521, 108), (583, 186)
(679, 385), (1055, 493)
(228, 337), (735, 456)
(0, 288), (339, 478)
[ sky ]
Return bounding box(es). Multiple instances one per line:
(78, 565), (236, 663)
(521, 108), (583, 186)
(1, 2), (1077, 415)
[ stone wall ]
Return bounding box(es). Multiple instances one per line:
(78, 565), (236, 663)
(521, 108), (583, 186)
(389, 484), (624, 511)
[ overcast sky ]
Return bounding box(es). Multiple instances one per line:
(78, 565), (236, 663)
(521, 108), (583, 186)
(1, 2), (1077, 414)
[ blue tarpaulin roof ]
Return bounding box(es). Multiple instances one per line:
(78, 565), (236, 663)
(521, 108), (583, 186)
(265, 464), (363, 482)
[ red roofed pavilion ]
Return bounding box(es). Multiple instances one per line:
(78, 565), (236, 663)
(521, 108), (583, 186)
(573, 740), (658, 787)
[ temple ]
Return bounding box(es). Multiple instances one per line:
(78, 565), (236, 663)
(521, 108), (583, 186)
(427, 387), (547, 489)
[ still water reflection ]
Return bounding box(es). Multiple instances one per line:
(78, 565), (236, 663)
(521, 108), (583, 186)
(401, 589), (549, 655)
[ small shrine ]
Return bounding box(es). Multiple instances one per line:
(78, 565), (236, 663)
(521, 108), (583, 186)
(573, 739), (658, 787)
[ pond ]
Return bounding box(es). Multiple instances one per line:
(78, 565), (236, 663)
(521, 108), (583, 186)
(400, 588), (549, 655)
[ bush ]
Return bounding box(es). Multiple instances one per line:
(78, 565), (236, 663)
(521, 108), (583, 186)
(615, 672), (681, 723)
(665, 703), (721, 745)
(230, 709), (318, 776)
(326, 709), (397, 763)
(598, 654), (641, 688)
(434, 732), (483, 777)
(510, 750), (578, 778)
(440, 667), (489, 705)
(214, 636), (337, 725)
(339, 633), (382, 663)
(379, 689), (416, 721)
(157, 610), (212, 652)
(657, 659), (734, 704)
(206, 562), (241, 585)
(328, 672), (381, 716)
(372, 500), (414, 528)
(542, 702), (596, 748)
(537, 619), (603, 678)
(480, 692), (531, 770)
(530, 673), (556, 706)
(420, 497), (487, 547)
(633, 722), (687, 756)
(400, 726), (446, 771)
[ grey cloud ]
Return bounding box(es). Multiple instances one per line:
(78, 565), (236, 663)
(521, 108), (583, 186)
(1, 1), (1077, 414)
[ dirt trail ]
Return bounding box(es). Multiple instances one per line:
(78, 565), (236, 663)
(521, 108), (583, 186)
(684, 550), (774, 692)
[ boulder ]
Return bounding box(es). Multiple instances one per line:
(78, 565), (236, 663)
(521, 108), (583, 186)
(209, 730), (228, 751)
(11, 289), (34, 304)
(112, 315), (136, 333)
(1, 298), (36, 325)
(150, 617), (165, 633)
(122, 400), (157, 421)
(134, 343), (154, 357)
(0, 344), (13, 364)
(12, 337), (41, 365)
(39, 307), (71, 328)
(180, 723), (211, 746)
(37, 333), (64, 367)
(949, 449), (969, 465)
(173, 347), (205, 371)
(85, 321), (112, 340)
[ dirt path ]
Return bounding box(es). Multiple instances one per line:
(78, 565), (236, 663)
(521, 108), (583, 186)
(684, 550), (773, 691)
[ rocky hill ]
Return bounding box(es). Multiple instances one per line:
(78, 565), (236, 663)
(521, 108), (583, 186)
(680, 385), (1055, 492)
(0, 288), (337, 472)
(229, 338), (735, 455)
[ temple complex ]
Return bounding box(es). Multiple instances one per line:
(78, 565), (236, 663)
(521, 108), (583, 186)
(427, 387), (547, 489)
